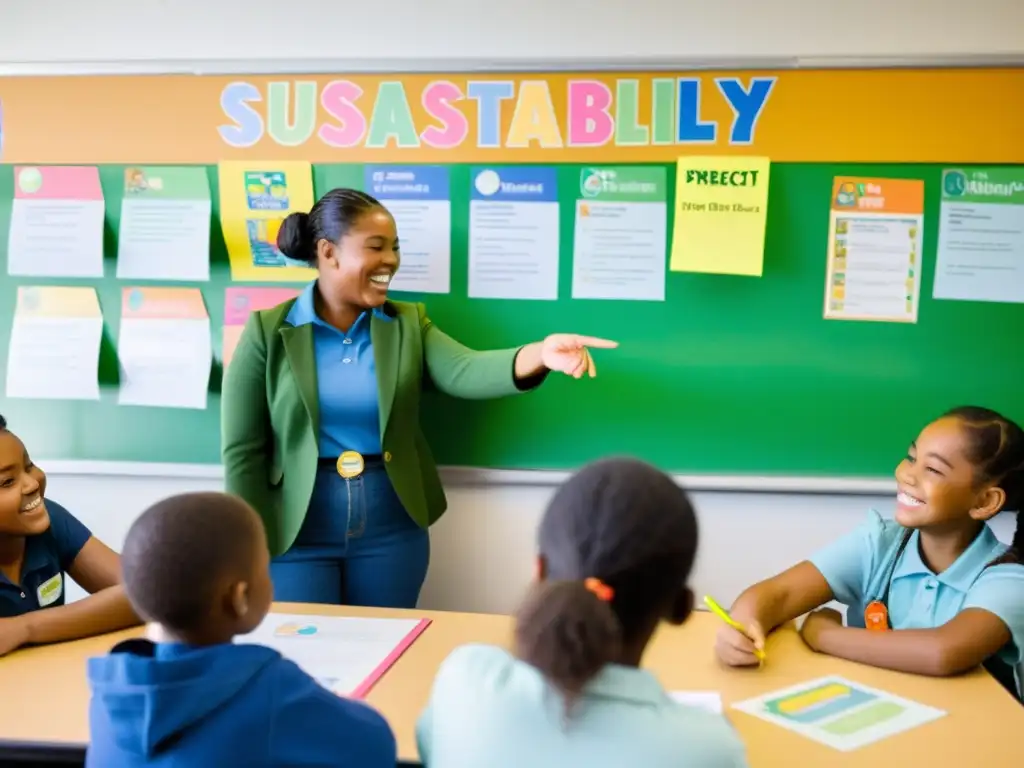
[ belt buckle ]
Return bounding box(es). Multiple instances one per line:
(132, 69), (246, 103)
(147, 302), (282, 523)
(336, 450), (365, 479)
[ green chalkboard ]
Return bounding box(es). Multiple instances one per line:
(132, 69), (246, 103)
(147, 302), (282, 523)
(0, 162), (1021, 476)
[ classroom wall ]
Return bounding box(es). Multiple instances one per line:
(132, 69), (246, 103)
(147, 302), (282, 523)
(48, 472), (1020, 610)
(6, 0), (1020, 611)
(1, 0), (1023, 66)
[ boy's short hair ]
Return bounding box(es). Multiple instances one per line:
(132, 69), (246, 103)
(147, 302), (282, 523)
(0, 413), (7, 431)
(122, 492), (262, 631)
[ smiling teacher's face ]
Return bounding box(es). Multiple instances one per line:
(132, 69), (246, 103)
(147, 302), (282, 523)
(317, 207), (401, 310)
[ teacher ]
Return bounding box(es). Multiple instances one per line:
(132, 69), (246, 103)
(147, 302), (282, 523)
(222, 187), (616, 609)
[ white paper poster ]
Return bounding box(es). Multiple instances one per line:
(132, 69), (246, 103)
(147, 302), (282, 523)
(933, 167), (1024, 304)
(823, 177), (925, 323)
(468, 167), (559, 300)
(116, 166), (212, 281)
(5, 286), (103, 401)
(365, 165), (451, 294)
(572, 166), (667, 300)
(117, 287), (211, 410)
(7, 165), (105, 278)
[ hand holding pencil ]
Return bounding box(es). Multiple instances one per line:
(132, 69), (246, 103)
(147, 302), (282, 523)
(707, 595), (767, 667)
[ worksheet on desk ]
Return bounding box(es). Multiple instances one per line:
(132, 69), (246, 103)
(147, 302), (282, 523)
(670, 691), (723, 714)
(732, 675), (946, 751)
(237, 613), (431, 698)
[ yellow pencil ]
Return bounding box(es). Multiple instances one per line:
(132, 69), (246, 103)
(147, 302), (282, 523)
(704, 595), (766, 661)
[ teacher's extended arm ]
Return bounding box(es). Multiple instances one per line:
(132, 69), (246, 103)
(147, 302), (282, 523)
(418, 304), (617, 400)
(222, 313), (272, 507)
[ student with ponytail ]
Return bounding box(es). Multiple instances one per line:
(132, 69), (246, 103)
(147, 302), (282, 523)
(416, 458), (748, 768)
(718, 406), (1024, 700)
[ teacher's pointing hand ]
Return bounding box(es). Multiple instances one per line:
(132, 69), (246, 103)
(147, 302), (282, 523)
(543, 334), (619, 378)
(514, 335), (618, 381)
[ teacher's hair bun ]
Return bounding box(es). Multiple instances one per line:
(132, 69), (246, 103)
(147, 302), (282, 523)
(277, 211), (313, 262)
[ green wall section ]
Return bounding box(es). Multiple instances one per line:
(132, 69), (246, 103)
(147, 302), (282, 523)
(0, 163), (1020, 475)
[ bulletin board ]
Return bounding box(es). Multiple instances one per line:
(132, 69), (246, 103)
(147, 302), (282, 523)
(1, 161), (1021, 474)
(0, 67), (1021, 475)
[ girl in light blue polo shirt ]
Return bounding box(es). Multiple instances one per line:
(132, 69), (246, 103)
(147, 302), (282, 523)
(417, 458), (749, 768)
(717, 406), (1024, 700)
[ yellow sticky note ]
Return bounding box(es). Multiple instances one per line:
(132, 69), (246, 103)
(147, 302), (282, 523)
(669, 157), (770, 276)
(217, 162), (318, 283)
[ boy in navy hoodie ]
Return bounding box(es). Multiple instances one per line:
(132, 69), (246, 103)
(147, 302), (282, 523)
(86, 492), (397, 767)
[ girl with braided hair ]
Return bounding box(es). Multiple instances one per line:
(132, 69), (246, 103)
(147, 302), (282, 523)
(718, 406), (1024, 700)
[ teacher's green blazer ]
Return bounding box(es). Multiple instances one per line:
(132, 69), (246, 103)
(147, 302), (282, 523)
(222, 298), (542, 556)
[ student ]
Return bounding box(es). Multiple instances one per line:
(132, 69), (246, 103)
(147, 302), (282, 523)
(86, 492), (396, 767)
(417, 457), (749, 768)
(716, 406), (1024, 699)
(0, 413), (137, 655)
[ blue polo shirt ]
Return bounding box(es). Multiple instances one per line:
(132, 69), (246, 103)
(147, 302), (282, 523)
(286, 281), (392, 457)
(810, 510), (1024, 697)
(0, 500), (91, 618)
(417, 644), (749, 768)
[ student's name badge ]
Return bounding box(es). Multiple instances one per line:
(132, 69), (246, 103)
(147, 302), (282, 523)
(864, 600), (889, 632)
(37, 573), (63, 607)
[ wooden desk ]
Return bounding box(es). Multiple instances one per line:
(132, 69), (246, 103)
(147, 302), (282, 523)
(1, 603), (1022, 766)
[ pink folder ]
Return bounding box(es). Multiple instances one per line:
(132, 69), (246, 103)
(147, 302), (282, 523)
(351, 618), (432, 699)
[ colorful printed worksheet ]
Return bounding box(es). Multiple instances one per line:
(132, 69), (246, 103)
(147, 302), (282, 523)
(5, 286), (103, 401)
(222, 287), (300, 367)
(365, 165), (451, 294)
(823, 177), (925, 323)
(117, 287), (211, 409)
(7, 165), (105, 277)
(468, 166), (559, 300)
(670, 156), (770, 276)
(572, 166), (667, 301)
(733, 676), (945, 751)
(237, 613), (431, 698)
(933, 167), (1024, 304)
(116, 166), (212, 281)
(218, 161), (316, 282)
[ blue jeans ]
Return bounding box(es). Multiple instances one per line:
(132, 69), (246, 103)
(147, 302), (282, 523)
(270, 462), (430, 608)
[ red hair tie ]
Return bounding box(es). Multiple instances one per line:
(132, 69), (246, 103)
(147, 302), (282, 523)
(584, 578), (614, 602)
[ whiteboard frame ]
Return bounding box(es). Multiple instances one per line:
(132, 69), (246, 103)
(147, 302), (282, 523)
(0, 54), (1020, 77)
(38, 460), (894, 495)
